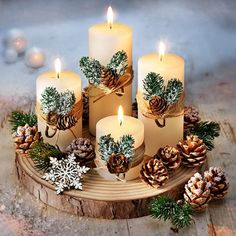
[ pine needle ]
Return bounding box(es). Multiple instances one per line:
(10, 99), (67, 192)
(9, 111), (37, 133)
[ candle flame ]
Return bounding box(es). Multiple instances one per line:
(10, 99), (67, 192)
(55, 58), (61, 79)
(118, 105), (124, 126)
(159, 41), (166, 62)
(107, 6), (113, 29)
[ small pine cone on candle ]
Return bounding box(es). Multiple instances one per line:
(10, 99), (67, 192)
(184, 172), (211, 210)
(107, 153), (129, 174)
(177, 135), (207, 167)
(155, 146), (181, 171)
(184, 106), (200, 129)
(140, 158), (169, 188)
(204, 167), (229, 200)
(66, 138), (95, 166)
(100, 68), (119, 89)
(13, 124), (42, 153)
(82, 87), (89, 124)
(149, 96), (168, 116)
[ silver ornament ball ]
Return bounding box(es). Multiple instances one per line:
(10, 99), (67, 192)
(4, 29), (27, 54)
(4, 48), (18, 64)
(25, 47), (46, 69)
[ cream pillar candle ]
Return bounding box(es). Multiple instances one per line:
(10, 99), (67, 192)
(96, 106), (144, 181)
(138, 44), (184, 156)
(88, 6), (132, 136)
(36, 58), (82, 151)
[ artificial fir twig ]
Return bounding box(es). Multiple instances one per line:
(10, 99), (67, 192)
(9, 111), (37, 133)
(187, 121), (220, 150)
(149, 196), (193, 230)
(29, 141), (64, 172)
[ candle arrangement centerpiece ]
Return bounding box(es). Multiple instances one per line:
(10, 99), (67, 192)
(9, 5), (229, 229)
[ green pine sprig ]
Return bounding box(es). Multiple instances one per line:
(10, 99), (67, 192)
(164, 79), (183, 105)
(98, 134), (135, 162)
(149, 197), (193, 230)
(107, 50), (128, 76)
(79, 57), (103, 85)
(143, 72), (183, 105)
(143, 72), (165, 100)
(29, 141), (64, 172)
(9, 111), (37, 133)
(186, 121), (220, 150)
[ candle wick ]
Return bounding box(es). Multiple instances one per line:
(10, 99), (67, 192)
(109, 24), (112, 30)
(57, 73), (60, 79)
(119, 121), (122, 126)
(160, 55), (163, 62)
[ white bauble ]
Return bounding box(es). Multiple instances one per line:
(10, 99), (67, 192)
(4, 29), (27, 54)
(4, 48), (18, 63)
(25, 47), (45, 69)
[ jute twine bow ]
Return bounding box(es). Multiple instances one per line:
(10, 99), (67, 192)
(94, 142), (145, 181)
(36, 99), (83, 140)
(136, 92), (185, 128)
(89, 68), (133, 103)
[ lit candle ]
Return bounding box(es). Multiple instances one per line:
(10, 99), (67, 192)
(36, 58), (82, 151)
(96, 106), (144, 180)
(138, 42), (185, 156)
(88, 6), (133, 136)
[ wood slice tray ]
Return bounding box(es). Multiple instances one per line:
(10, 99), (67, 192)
(15, 151), (198, 219)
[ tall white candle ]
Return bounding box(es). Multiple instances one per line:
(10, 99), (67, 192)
(138, 43), (184, 156)
(88, 6), (132, 136)
(36, 58), (82, 151)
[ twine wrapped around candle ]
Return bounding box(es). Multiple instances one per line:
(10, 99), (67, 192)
(36, 99), (83, 139)
(89, 69), (133, 103)
(94, 142), (145, 181)
(136, 92), (185, 128)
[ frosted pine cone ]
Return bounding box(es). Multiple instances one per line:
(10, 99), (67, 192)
(155, 146), (181, 171)
(178, 135), (207, 167)
(66, 138), (95, 165)
(184, 106), (200, 129)
(140, 158), (169, 188)
(107, 154), (129, 174)
(184, 172), (211, 210)
(149, 96), (168, 116)
(204, 167), (229, 200)
(101, 68), (119, 89)
(13, 124), (42, 153)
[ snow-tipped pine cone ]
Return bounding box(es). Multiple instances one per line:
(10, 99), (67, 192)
(66, 138), (95, 165)
(184, 172), (211, 210)
(101, 68), (119, 89)
(107, 154), (129, 174)
(178, 135), (207, 167)
(140, 158), (169, 188)
(155, 145), (181, 171)
(184, 106), (200, 129)
(204, 167), (229, 200)
(149, 96), (168, 116)
(13, 124), (42, 153)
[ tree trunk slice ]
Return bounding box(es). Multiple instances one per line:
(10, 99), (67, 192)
(15, 151), (199, 219)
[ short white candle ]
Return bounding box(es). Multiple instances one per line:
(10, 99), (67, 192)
(36, 58), (82, 151)
(88, 6), (132, 136)
(138, 42), (185, 156)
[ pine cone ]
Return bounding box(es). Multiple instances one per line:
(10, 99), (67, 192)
(107, 154), (129, 174)
(149, 96), (168, 116)
(66, 138), (95, 165)
(140, 158), (169, 188)
(100, 68), (119, 89)
(82, 87), (89, 125)
(178, 135), (207, 167)
(184, 172), (211, 210)
(204, 167), (229, 200)
(13, 124), (42, 153)
(155, 146), (181, 171)
(184, 106), (200, 129)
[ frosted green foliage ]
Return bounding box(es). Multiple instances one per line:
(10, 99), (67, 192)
(164, 79), (183, 105)
(57, 90), (76, 115)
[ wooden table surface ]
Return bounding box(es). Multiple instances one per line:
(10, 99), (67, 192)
(0, 0), (236, 235)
